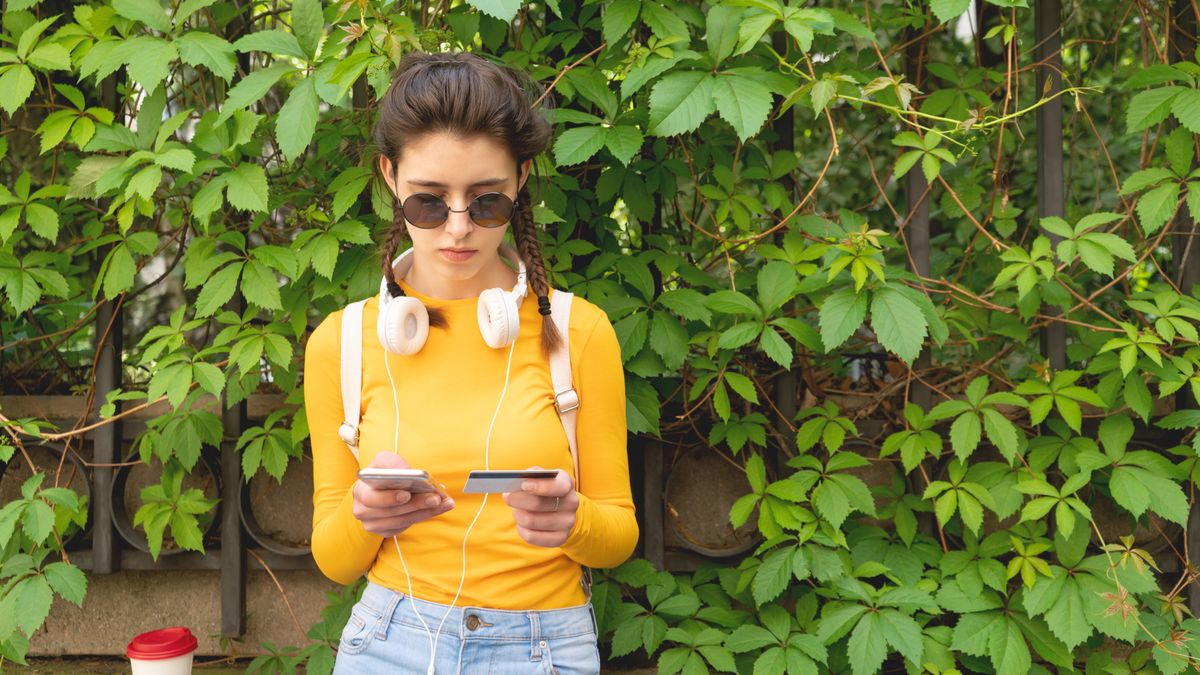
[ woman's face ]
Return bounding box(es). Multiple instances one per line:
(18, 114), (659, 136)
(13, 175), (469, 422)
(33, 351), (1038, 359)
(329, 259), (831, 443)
(380, 132), (530, 290)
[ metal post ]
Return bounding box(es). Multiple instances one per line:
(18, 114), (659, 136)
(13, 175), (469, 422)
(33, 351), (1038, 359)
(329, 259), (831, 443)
(90, 73), (123, 575)
(220, 292), (247, 637)
(1035, 0), (1066, 370)
(90, 298), (122, 574)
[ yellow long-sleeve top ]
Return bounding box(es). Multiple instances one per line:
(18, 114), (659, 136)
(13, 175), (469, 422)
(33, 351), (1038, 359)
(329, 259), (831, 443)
(305, 279), (638, 609)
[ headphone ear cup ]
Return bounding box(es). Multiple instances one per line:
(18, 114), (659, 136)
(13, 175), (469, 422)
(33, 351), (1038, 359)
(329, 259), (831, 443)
(377, 296), (430, 355)
(477, 288), (519, 349)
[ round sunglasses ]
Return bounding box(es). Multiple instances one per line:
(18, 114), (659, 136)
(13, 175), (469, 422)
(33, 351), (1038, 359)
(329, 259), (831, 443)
(398, 192), (518, 229)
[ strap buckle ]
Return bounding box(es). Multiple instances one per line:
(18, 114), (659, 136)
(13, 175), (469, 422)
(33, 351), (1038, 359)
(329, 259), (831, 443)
(337, 422), (359, 448)
(554, 388), (580, 415)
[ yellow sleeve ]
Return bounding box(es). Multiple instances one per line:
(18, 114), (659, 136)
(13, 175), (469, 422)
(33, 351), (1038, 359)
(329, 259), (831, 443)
(559, 308), (639, 569)
(305, 311), (384, 584)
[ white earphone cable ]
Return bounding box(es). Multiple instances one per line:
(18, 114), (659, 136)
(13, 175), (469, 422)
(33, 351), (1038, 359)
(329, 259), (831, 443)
(384, 335), (518, 675)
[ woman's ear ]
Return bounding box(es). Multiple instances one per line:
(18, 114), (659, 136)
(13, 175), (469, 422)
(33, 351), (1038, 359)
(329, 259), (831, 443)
(379, 155), (398, 198)
(518, 159), (532, 191)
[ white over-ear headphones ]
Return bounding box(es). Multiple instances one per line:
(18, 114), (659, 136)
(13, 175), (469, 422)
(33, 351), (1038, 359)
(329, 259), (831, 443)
(376, 243), (528, 355)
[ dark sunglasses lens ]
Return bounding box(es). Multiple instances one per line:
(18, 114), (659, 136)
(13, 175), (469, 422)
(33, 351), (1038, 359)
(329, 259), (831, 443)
(469, 193), (514, 228)
(402, 194), (447, 228)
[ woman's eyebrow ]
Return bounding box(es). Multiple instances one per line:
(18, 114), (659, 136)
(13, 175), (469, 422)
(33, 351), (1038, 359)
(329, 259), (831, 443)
(406, 177), (507, 188)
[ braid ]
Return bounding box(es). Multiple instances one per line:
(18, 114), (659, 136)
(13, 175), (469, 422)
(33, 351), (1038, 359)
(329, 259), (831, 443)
(379, 196), (446, 328)
(512, 184), (561, 358)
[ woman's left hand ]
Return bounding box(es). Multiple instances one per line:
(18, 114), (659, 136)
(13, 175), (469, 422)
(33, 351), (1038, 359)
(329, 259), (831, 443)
(502, 467), (578, 547)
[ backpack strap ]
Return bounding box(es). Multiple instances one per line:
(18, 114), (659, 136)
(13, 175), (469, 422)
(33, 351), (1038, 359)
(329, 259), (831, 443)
(547, 289), (591, 598)
(337, 299), (368, 461)
(548, 290), (579, 487)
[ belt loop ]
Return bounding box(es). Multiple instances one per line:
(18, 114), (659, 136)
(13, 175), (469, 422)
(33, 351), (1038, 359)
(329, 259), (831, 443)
(376, 587), (404, 639)
(529, 611), (543, 662)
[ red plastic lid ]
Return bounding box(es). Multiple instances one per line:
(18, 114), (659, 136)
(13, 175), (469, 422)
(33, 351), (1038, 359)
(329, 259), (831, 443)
(126, 627), (197, 660)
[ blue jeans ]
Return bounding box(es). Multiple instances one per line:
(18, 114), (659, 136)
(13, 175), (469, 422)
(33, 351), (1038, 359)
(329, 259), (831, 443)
(332, 581), (601, 674)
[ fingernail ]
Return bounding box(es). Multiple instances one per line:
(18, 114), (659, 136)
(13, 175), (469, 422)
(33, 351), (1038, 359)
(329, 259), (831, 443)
(396, 492), (409, 504)
(426, 495), (440, 507)
(522, 482), (534, 491)
(445, 499), (455, 509)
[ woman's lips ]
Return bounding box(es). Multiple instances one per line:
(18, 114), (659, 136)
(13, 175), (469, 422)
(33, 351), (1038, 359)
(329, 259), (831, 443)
(440, 248), (476, 262)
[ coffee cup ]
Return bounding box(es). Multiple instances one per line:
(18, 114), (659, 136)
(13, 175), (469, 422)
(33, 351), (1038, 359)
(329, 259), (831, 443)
(126, 626), (197, 675)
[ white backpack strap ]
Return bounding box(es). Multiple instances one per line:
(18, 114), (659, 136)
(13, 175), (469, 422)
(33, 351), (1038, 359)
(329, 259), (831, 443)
(338, 299), (368, 461)
(548, 290), (590, 598)
(548, 290), (579, 487)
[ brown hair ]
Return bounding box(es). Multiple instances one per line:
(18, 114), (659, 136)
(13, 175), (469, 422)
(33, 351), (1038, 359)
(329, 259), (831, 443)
(372, 51), (561, 356)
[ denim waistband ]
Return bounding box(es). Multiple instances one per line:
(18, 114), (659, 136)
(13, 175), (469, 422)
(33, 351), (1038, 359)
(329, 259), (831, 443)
(356, 580), (596, 642)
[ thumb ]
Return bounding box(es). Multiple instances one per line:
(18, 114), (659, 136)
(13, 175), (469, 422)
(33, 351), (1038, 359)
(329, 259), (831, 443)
(369, 451), (411, 469)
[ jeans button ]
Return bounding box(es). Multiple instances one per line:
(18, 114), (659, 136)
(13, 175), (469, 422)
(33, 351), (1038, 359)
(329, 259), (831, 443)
(466, 614), (481, 631)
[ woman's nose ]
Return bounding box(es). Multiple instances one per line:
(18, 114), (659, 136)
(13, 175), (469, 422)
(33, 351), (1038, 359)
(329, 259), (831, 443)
(443, 201), (474, 237)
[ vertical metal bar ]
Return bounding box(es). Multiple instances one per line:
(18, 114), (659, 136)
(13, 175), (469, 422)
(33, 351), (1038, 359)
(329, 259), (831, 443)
(642, 439), (664, 570)
(220, 292), (247, 637)
(906, 29), (932, 412)
(90, 73), (123, 576)
(90, 298), (122, 574)
(1035, 0), (1066, 370)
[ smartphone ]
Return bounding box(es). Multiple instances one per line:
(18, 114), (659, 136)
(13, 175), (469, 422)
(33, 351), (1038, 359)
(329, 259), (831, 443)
(462, 469), (559, 494)
(357, 468), (448, 498)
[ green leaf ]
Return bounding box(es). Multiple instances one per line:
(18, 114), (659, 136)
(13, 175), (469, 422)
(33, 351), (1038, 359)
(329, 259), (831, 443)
(292, 0), (324, 59)
(217, 64), (294, 124)
(648, 71), (715, 137)
(1171, 88), (1200, 134)
(877, 609), (923, 666)
(554, 126), (608, 166)
(847, 612), (886, 675)
(819, 288), (868, 352)
(16, 576), (53, 636)
(276, 76), (319, 164)
(712, 74), (773, 142)
(175, 32), (236, 81)
(22, 500), (55, 544)
(602, 0), (640, 47)
(241, 259), (282, 310)
(718, 322), (763, 350)
(466, 0), (522, 23)
(113, 0), (172, 32)
(753, 548), (792, 605)
(43, 562), (87, 606)
(870, 287), (926, 365)
(227, 163), (269, 212)
(757, 261), (798, 314)
(725, 624), (777, 653)
(931, 0), (971, 22)
(194, 262), (242, 317)
(986, 620), (1030, 675)
(649, 311), (688, 371)
(1126, 87), (1182, 132)
(759, 328), (793, 369)
(1043, 576), (1091, 649)
(641, 1), (689, 40)
(234, 29), (306, 59)
(708, 290), (761, 316)
(102, 244), (137, 298)
(706, 5), (743, 64)
(0, 65), (37, 116)
(604, 125), (643, 166)
(1136, 181), (1179, 236)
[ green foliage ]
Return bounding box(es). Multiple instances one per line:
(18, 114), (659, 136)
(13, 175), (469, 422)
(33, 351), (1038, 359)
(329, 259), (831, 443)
(3, 0), (1200, 671)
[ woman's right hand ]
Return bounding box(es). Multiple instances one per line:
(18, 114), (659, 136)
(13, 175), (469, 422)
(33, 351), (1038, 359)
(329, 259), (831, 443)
(352, 451), (455, 537)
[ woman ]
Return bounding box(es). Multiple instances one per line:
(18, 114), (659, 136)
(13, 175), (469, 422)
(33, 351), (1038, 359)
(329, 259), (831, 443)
(304, 50), (638, 675)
